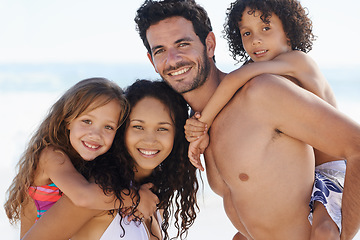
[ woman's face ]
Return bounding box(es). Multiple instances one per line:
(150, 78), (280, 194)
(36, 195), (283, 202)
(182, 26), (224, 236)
(125, 97), (175, 181)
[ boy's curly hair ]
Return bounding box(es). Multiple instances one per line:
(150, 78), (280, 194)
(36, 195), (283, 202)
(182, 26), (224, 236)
(224, 0), (316, 62)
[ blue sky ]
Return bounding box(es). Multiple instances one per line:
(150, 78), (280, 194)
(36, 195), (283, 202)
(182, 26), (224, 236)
(0, 0), (359, 69)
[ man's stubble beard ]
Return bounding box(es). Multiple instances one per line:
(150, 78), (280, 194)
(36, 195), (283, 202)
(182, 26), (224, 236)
(161, 49), (210, 94)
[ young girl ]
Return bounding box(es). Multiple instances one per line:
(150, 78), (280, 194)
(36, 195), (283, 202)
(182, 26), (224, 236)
(22, 80), (199, 240)
(185, 0), (344, 239)
(4, 78), (158, 238)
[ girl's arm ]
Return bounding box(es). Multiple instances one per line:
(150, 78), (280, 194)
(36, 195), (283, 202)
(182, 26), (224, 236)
(41, 147), (133, 210)
(199, 51), (309, 127)
(42, 147), (159, 218)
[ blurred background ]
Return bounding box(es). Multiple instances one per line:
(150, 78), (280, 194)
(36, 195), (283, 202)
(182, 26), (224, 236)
(1, 0), (359, 238)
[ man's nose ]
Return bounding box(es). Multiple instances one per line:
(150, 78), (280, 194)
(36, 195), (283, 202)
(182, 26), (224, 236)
(166, 47), (182, 66)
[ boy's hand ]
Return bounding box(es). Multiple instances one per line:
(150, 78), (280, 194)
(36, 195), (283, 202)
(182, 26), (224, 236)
(188, 133), (209, 171)
(184, 112), (207, 142)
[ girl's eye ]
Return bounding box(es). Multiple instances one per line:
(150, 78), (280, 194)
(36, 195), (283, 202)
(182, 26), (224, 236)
(263, 26), (270, 31)
(158, 127), (169, 132)
(82, 119), (92, 125)
(105, 125), (115, 130)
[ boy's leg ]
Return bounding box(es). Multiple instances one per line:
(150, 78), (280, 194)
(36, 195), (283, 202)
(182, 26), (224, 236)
(309, 160), (345, 240)
(310, 201), (340, 240)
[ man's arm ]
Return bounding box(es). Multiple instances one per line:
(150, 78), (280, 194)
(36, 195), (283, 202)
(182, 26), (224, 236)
(248, 75), (360, 239)
(22, 196), (100, 240)
(340, 161), (360, 240)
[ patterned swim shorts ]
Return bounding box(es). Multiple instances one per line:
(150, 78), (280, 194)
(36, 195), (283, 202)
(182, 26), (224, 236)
(308, 160), (346, 232)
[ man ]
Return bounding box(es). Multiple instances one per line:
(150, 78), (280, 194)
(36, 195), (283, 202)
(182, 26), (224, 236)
(135, 0), (360, 239)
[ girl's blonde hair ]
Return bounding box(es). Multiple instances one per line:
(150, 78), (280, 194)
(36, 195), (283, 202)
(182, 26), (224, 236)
(4, 77), (128, 224)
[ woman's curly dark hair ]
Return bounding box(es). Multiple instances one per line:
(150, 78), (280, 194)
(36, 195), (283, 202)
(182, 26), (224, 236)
(224, 0), (316, 63)
(135, 0), (212, 58)
(86, 80), (199, 240)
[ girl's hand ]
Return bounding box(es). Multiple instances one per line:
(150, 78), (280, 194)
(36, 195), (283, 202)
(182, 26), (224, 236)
(184, 112), (208, 142)
(121, 183), (159, 221)
(188, 133), (209, 171)
(138, 183), (159, 219)
(120, 207), (145, 222)
(121, 183), (160, 222)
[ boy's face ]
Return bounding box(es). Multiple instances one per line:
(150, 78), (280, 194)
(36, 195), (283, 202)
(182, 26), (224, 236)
(146, 16), (210, 94)
(238, 7), (291, 62)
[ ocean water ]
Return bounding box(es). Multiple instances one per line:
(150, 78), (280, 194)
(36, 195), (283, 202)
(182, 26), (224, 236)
(1, 63), (360, 239)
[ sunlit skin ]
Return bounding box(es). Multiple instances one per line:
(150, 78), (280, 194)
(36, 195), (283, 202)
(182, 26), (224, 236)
(138, 2), (360, 238)
(22, 98), (167, 240)
(125, 97), (175, 181)
(67, 99), (121, 161)
(145, 16), (316, 239)
(239, 7), (291, 62)
(146, 16), (210, 95)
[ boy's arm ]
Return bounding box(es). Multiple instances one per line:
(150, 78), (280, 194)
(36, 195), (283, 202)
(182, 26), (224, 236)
(199, 51), (302, 126)
(188, 133), (209, 171)
(42, 147), (133, 210)
(184, 112), (207, 142)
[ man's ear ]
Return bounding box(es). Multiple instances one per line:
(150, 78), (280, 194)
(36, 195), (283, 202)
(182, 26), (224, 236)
(205, 32), (216, 58)
(147, 52), (159, 73)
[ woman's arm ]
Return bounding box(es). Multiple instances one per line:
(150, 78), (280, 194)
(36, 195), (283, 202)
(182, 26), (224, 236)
(22, 196), (100, 240)
(20, 198), (37, 239)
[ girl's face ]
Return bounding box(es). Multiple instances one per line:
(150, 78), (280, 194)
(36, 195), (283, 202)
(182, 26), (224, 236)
(125, 97), (175, 181)
(239, 7), (291, 62)
(67, 99), (121, 161)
